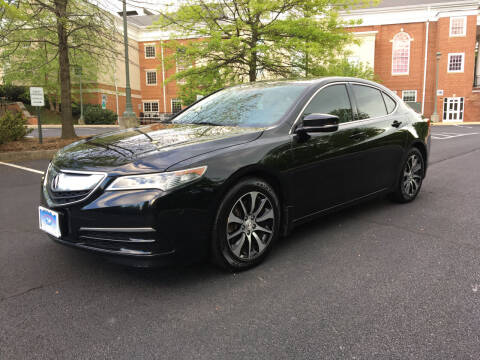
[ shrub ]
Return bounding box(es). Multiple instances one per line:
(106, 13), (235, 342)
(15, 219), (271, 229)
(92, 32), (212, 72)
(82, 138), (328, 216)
(0, 84), (29, 102)
(71, 102), (81, 117)
(0, 111), (31, 144)
(83, 104), (117, 125)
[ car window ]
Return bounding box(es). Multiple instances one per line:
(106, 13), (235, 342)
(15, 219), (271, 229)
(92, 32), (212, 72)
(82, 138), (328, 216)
(303, 84), (353, 123)
(172, 83), (308, 128)
(352, 84), (388, 119)
(382, 92), (397, 114)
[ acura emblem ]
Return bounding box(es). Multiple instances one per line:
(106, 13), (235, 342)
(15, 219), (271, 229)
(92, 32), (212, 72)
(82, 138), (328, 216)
(51, 174), (61, 191)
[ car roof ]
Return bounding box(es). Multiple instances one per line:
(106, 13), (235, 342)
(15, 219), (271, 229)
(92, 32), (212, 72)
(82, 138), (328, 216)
(242, 77), (389, 92)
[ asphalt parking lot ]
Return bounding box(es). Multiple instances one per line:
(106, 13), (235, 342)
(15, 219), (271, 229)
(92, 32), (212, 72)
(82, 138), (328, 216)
(1, 125), (479, 359)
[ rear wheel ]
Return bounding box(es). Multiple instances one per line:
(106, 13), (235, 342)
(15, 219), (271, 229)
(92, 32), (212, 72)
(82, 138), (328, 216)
(211, 178), (280, 271)
(390, 147), (425, 203)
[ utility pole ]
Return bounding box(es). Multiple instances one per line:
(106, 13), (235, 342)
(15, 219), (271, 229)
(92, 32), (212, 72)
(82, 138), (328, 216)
(431, 51), (441, 123)
(119, 0), (137, 129)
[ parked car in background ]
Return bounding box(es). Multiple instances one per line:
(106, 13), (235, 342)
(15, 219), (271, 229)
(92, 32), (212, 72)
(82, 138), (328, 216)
(39, 77), (431, 271)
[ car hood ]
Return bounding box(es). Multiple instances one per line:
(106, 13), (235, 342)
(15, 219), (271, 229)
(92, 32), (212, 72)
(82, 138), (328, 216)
(52, 124), (264, 174)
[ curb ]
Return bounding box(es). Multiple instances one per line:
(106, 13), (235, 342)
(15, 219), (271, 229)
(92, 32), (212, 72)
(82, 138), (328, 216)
(0, 149), (57, 162)
(27, 125), (120, 128)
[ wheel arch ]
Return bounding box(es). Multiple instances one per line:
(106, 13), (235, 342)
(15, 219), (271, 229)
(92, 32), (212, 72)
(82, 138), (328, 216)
(213, 165), (291, 235)
(410, 140), (428, 175)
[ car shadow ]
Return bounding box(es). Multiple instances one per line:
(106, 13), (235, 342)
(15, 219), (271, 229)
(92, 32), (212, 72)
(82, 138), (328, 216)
(273, 195), (392, 255)
(65, 194), (394, 288)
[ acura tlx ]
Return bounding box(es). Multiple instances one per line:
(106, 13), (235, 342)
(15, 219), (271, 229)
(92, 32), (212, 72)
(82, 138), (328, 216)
(39, 77), (430, 271)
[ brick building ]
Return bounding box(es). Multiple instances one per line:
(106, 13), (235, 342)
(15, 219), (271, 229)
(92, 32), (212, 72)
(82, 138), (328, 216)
(89, 0), (480, 123)
(344, 0), (480, 122)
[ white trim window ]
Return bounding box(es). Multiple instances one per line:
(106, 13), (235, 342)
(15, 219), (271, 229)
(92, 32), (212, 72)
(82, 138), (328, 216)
(402, 90), (417, 102)
(146, 70), (157, 85)
(145, 44), (156, 59)
(143, 101), (159, 113)
(443, 97), (464, 121)
(171, 99), (182, 113)
(449, 16), (467, 37)
(391, 32), (412, 75)
(447, 53), (465, 73)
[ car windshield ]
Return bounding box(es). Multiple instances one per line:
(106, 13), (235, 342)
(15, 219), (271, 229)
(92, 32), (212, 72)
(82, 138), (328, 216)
(172, 83), (308, 127)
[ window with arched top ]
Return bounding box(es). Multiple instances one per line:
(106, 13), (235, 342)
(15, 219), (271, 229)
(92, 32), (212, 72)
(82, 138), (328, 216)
(392, 32), (412, 75)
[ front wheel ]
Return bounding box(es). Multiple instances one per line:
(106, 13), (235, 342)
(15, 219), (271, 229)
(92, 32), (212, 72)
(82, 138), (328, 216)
(390, 148), (425, 203)
(211, 178), (280, 271)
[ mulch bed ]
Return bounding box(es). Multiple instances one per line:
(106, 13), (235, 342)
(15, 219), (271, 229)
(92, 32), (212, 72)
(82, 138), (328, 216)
(0, 137), (85, 153)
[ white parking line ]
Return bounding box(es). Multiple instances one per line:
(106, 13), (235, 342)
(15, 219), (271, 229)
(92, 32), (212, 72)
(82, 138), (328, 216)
(432, 132), (479, 140)
(0, 161), (44, 175)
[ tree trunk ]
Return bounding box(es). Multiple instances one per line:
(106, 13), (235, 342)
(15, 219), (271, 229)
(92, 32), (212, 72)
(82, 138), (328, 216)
(248, 46), (257, 82)
(48, 94), (55, 111)
(248, 28), (258, 82)
(248, 55), (257, 82)
(55, 92), (60, 113)
(54, 0), (76, 139)
(43, 43), (55, 112)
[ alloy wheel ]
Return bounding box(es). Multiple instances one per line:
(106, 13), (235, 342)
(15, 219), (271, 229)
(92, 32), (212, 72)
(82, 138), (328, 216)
(402, 153), (423, 198)
(226, 191), (275, 261)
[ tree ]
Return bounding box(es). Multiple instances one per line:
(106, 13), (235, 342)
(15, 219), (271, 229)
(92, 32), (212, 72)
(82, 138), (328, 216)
(0, 0), (119, 138)
(311, 58), (376, 79)
(156, 0), (375, 105)
(2, 25), (105, 114)
(0, 0), (22, 19)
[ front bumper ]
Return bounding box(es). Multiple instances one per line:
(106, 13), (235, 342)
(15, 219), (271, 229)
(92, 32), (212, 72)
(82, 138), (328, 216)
(40, 181), (215, 267)
(49, 235), (177, 267)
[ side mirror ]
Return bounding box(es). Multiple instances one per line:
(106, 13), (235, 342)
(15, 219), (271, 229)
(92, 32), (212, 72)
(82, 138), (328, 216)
(295, 113), (339, 135)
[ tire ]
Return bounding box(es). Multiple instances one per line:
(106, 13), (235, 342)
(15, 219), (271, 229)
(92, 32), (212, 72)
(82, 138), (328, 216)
(211, 177), (280, 271)
(390, 147), (425, 203)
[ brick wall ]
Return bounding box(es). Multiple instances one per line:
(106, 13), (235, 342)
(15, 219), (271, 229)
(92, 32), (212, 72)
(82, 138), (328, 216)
(435, 15), (476, 122)
(138, 40), (183, 113)
(352, 14), (477, 122)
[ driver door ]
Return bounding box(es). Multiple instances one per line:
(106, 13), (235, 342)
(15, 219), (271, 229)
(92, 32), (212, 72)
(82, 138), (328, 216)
(289, 83), (368, 220)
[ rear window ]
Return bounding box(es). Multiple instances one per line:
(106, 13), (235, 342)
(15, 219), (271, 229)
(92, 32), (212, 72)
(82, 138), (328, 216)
(352, 84), (387, 119)
(382, 93), (397, 114)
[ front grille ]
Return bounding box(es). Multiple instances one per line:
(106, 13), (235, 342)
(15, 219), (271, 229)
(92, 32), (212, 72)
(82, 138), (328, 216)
(49, 190), (91, 204)
(44, 165), (106, 206)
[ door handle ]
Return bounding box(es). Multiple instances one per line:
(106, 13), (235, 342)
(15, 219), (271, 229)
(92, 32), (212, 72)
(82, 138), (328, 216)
(392, 120), (402, 128)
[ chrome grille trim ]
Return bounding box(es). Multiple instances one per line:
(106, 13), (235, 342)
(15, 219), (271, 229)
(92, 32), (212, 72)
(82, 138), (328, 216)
(44, 166), (107, 207)
(78, 235), (156, 244)
(79, 227), (155, 232)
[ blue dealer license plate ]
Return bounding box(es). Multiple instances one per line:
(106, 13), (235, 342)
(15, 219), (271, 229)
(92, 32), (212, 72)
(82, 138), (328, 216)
(39, 206), (61, 238)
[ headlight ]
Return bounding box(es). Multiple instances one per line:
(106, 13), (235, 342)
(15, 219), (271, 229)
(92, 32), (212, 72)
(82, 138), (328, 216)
(106, 166), (207, 191)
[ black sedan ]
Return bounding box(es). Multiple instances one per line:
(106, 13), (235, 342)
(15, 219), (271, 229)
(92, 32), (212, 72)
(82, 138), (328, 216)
(39, 77), (430, 271)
